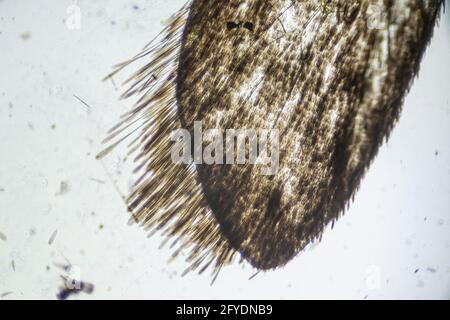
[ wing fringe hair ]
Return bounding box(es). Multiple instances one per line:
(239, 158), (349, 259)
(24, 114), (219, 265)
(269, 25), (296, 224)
(97, 1), (238, 281)
(98, 0), (445, 278)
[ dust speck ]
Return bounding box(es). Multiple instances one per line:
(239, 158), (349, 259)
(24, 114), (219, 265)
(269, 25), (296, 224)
(426, 267), (437, 273)
(56, 181), (69, 196)
(48, 230), (58, 245)
(1, 292), (13, 298)
(20, 32), (31, 40)
(90, 178), (106, 184)
(0, 231), (6, 241)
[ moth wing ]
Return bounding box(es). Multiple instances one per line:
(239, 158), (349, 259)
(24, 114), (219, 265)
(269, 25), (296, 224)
(177, 0), (444, 269)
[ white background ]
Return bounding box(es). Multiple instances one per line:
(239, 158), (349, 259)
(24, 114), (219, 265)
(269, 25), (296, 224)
(0, 0), (449, 299)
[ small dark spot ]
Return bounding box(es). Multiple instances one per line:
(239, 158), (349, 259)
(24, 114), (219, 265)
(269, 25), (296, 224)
(414, 268), (419, 274)
(243, 22), (254, 31)
(227, 21), (240, 30)
(227, 21), (254, 32)
(266, 188), (282, 218)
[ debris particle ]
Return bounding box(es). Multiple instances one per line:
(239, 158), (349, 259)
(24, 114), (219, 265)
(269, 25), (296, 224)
(73, 94), (92, 110)
(56, 181), (69, 196)
(426, 267), (437, 273)
(1, 292), (13, 298)
(48, 230), (58, 245)
(51, 124), (56, 130)
(89, 178), (106, 184)
(414, 269), (420, 274)
(0, 231), (6, 241)
(11, 260), (15, 272)
(0, 188), (4, 192)
(57, 278), (95, 300)
(56, 265), (95, 300)
(20, 32), (31, 40)
(435, 150), (439, 156)
(99, 224), (104, 230)
(29, 228), (37, 236)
